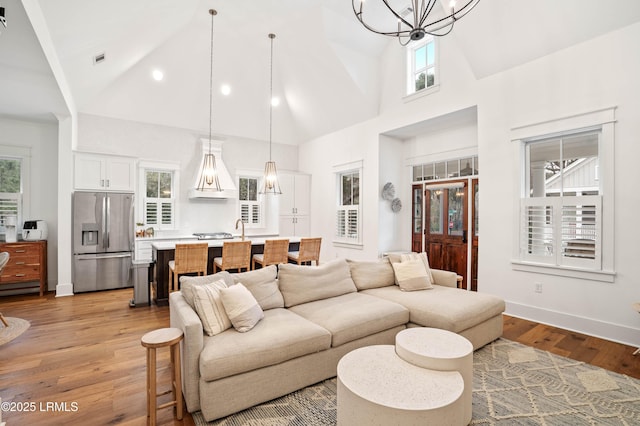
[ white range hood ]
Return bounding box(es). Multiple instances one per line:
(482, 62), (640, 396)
(189, 139), (237, 199)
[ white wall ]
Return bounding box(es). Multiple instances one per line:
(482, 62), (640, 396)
(477, 22), (640, 346)
(0, 117), (59, 290)
(76, 114), (299, 235)
(300, 22), (640, 345)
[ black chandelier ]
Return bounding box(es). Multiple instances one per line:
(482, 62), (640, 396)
(352, 0), (480, 45)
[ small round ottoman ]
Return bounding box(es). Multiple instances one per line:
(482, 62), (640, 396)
(396, 328), (473, 425)
(337, 345), (464, 425)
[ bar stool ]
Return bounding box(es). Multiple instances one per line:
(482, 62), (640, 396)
(213, 240), (252, 272)
(287, 237), (321, 266)
(141, 327), (184, 425)
(168, 243), (208, 292)
(252, 239), (289, 270)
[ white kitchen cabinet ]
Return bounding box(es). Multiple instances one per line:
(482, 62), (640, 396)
(74, 153), (135, 191)
(279, 173), (310, 236)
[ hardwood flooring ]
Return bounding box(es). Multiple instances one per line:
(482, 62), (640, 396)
(1, 289), (638, 425)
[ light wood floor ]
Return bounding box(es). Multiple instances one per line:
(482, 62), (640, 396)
(1, 289), (638, 425)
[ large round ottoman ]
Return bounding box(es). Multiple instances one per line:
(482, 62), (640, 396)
(337, 345), (464, 425)
(396, 328), (474, 425)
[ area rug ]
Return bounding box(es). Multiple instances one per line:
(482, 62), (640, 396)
(0, 317), (30, 346)
(193, 338), (640, 425)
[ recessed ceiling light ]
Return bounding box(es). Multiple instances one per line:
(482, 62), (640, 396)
(220, 84), (231, 96)
(271, 97), (280, 107)
(152, 69), (164, 81)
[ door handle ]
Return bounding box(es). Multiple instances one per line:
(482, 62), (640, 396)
(462, 230), (467, 243)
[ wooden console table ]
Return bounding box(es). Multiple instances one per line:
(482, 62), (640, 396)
(0, 241), (48, 296)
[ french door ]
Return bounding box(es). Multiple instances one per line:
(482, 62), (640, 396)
(417, 179), (478, 290)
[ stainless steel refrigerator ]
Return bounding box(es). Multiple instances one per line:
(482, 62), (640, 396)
(72, 191), (134, 292)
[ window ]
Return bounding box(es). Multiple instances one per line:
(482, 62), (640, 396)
(144, 170), (175, 229)
(238, 176), (262, 227)
(406, 37), (437, 96)
(335, 169), (361, 244)
(512, 107), (615, 281)
(0, 156), (22, 234)
(412, 156), (478, 182)
(521, 131), (601, 269)
(138, 161), (179, 231)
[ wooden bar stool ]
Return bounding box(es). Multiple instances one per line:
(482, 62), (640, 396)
(213, 240), (252, 272)
(168, 243), (208, 292)
(287, 237), (321, 266)
(252, 239), (289, 270)
(141, 327), (184, 425)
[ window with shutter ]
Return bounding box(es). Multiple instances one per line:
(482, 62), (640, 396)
(0, 156), (24, 234)
(335, 168), (362, 245)
(144, 170), (175, 229)
(238, 176), (262, 228)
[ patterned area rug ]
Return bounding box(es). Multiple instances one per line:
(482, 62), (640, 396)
(0, 317), (30, 346)
(193, 338), (640, 425)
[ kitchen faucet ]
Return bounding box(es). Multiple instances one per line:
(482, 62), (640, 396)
(235, 219), (245, 240)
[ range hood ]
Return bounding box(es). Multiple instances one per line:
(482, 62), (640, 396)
(189, 139), (237, 199)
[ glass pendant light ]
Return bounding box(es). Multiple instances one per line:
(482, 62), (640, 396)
(260, 33), (281, 194)
(195, 9), (222, 191)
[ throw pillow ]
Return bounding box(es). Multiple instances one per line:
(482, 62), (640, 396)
(346, 257), (395, 290)
(220, 283), (264, 332)
(392, 259), (433, 291)
(278, 258), (357, 308)
(191, 279), (232, 336)
(230, 265), (284, 310)
(400, 252), (434, 284)
(180, 271), (234, 309)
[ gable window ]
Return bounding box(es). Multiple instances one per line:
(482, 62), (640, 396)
(512, 108), (615, 282)
(334, 162), (362, 246)
(238, 176), (262, 227)
(0, 156), (23, 234)
(406, 37), (437, 97)
(138, 161), (179, 231)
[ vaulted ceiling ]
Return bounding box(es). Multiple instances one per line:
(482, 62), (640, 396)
(2, 0), (640, 145)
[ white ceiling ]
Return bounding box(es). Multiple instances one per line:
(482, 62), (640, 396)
(1, 0), (640, 144)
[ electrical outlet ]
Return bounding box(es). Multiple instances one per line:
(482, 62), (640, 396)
(534, 282), (542, 293)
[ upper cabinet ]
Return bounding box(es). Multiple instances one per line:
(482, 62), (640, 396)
(74, 153), (135, 192)
(278, 173), (311, 236)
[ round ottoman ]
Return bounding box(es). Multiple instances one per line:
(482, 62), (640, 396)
(396, 328), (473, 425)
(337, 345), (464, 425)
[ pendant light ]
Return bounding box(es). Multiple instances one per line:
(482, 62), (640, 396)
(195, 9), (222, 192)
(260, 33), (282, 194)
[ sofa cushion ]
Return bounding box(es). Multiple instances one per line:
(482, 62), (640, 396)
(199, 308), (331, 382)
(392, 259), (433, 291)
(288, 292), (409, 347)
(220, 283), (264, 332)
(278, 258), (357, 308)
(180, 271), (234, 309)
(191, 279), (232, 336)
(400, 252), (434, 284)
(230, 265), (284, 310)
(361, 285), (505, 333)
(346, 257), (395, 290)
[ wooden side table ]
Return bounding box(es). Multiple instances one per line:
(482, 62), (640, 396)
(141, 327), (184, 425)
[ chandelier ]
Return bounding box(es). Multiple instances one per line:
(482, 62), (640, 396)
(195, 9), (222, 192)
(352, 0), (480, 45)
(260, 33), (282, 195)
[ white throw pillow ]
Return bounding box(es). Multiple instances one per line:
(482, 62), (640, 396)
(230, 265), (284, 310)
(220, 283), (264, 332)
(180, 271), (234, 309)
(392, 259), (433, 291)
(191, 279), (232, 336)
(400, 252), (434, 284)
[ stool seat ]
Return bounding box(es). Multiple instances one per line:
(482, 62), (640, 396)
(141, 327), (184, 425)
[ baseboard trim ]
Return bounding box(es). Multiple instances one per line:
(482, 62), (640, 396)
(505, 301), (639, 348)
(55, 283), (74, 297)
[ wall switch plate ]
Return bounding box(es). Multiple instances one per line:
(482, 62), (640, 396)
(534, 282), (542, 293)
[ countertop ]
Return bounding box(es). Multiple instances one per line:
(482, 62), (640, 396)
(151, 236), (301, 250)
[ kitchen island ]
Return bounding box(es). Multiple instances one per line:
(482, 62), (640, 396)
(151, 237), (300, 305)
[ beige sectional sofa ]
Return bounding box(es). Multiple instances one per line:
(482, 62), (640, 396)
(169, 257), (505, 422)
